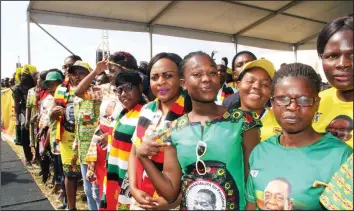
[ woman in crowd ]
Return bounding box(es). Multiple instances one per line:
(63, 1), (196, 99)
(38, 70), (64, 184)
(25, 71), (39, 148)
(75, 51), (138, 210)
(245, 63), (352, 210)
(215, 57), (236, 106)
(223, 51), (258, 109)
(312, 15), (353, 148)
(12, 64), (37, 167)
(25, 71), (39, 164)
(66, 61), (101, 210)
(135, 51), (261, 210)
(231, 51), (257, 85)
(128, 52), (186, 210)
(88, 70), (148, 210)
(51, 56), (83, 211)
(225, 58), (281, 141)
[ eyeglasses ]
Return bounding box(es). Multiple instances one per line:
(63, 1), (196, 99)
(62, 64), (73, 70)
(271, 96), (317, 107)
(114, 83), (133, 95)
(196, 141), (207, 175)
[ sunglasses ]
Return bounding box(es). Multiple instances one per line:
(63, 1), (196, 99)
(271, 96), (317, 107)
(62, 64), (73, 70)
(114, 83), (133, 95)
(71, 69), (89, 76)
(196, 141), (207, 175)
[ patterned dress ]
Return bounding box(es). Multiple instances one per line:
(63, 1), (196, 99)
(26, 87), (38, 146)
(161, 109), (262, 210)
(73, 95), (101, 165)
(54, 85), (80, 175)
(320, 153), (353, 210)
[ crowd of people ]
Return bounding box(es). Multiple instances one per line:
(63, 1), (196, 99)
(2, 15), (352, 210)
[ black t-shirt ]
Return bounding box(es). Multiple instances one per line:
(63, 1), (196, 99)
(222, 92), (241, 109)
(222, 92), (271, 109)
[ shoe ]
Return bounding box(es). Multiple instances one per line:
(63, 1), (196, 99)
(56, 190), (65, 202)
(57, 204), (67, 210)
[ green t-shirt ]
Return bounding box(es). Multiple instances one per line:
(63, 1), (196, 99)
(162, 109), (262, 210)
(246, 132), (352, 210)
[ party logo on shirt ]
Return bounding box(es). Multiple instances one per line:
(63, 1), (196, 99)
(313, 112), (322, 123)
(185, 179), (226, 210)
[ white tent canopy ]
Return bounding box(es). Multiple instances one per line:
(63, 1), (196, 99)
(27, 1), (353, 62)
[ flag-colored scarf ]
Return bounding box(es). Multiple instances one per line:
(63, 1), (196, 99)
(54, 78), (74, 143)
(219, 83), (236, 102)
(99, 96), (147, 210)
(134, 92), (185, 197)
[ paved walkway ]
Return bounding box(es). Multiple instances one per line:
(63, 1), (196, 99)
(1, 140), (54, 210)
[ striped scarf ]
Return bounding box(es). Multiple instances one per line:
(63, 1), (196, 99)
(219, 83), (236, 102)
(134, 92), (185, 197)
(54, 78), (74, 143)
(100, 97), (147, 210)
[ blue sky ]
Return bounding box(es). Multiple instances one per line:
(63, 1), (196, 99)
(1, 1), (325, 81)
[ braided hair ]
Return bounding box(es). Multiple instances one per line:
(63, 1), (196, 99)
(179, 51), (217, 112)
(179, 51), (216, 77)
(271, 63), (322, 96)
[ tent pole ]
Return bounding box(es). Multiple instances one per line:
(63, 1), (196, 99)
(148, 25), (153, 60)
(293, 45), (298, 62)
(31, 18), (75, 55)
(233, 35), (238, 54)
(27, 11), (31, 64)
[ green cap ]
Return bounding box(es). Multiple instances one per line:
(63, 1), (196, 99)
(42, 71), (63, 88)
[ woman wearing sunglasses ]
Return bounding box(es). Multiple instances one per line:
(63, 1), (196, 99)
(245, 63), (352, 210)
(135, 51), (261, 210)
(85, 70), (148, 210)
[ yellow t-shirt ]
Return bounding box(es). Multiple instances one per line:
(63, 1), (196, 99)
(313, 88), (353, 148)
(260, 108), (282, 141)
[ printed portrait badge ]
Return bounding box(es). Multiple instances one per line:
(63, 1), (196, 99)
(65, 103), (75, 124)
(185, 179), (227, 210)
